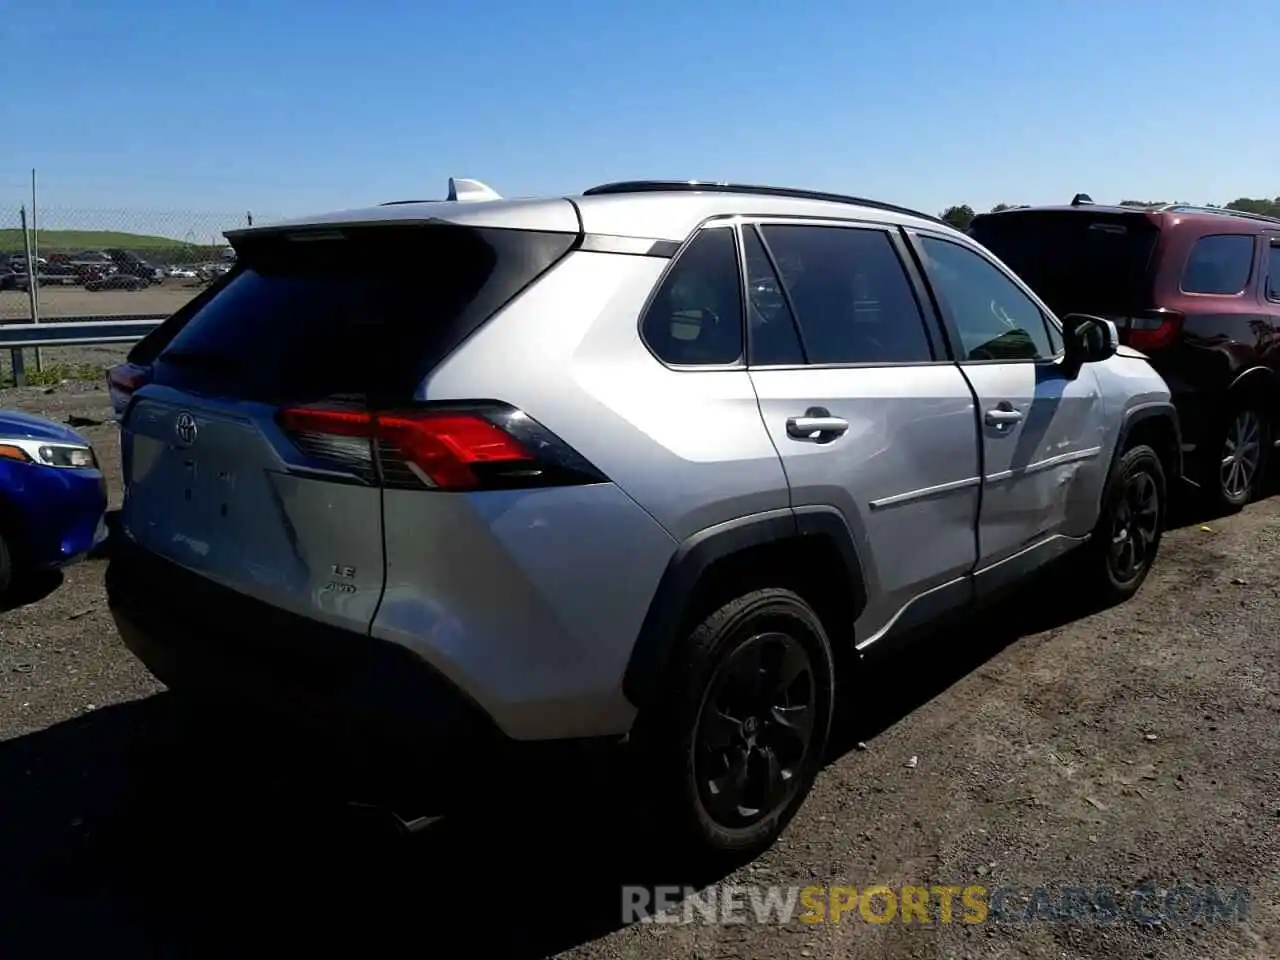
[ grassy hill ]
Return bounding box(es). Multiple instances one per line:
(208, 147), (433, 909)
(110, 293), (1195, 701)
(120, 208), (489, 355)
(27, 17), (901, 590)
(0, 228), (227, 263)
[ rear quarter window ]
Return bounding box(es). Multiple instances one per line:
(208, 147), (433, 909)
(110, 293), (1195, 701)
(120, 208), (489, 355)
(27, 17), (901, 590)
(641, 226), (744, 366)
(1181, 234), (1255, 295)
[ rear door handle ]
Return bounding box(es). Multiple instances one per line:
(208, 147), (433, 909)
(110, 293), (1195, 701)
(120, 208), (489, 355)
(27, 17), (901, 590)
(984, 406), (1024, 427)
(786, 409), (849, 441)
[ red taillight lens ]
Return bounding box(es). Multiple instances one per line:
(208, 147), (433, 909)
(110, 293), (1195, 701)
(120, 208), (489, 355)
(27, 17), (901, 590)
(277, 405), (374, 438)
(376, 412), (533, 489)
(1124, 310), (1184, 352)
(106, 362), (149, 396)
(275, 403), (582, 492)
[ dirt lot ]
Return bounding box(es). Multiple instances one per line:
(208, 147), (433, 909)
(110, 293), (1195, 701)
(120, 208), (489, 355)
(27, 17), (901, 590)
(0, 280), (199, 322)
(0, 380), (1276, 959)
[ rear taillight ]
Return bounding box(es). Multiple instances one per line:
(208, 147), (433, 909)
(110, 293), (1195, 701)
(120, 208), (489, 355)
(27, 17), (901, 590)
(106, 362), (150, 404)
(1122, 309), (1184, 352)
(275, 402), (606, 491)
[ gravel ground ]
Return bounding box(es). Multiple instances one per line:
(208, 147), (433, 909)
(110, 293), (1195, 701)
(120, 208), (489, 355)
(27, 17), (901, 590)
(0, 281), (199, 322)
(0, 381), (1276, 959)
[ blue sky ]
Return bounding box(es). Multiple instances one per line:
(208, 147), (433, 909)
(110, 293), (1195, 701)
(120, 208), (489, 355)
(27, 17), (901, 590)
(1, 0), (1276, 231)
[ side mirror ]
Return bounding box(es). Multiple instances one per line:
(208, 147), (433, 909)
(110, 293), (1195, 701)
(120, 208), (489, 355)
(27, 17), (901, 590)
(1062, 313), (1119, 366)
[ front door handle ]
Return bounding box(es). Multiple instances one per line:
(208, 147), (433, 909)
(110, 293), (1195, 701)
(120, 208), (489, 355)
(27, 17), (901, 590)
(786, 408), (849, 441)
(984, 405), (1023, 427)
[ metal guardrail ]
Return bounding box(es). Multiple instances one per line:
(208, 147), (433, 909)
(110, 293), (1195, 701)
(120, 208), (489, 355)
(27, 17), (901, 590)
(1, 315), (165, 387)
(0, 313), (171, 326)
(0, 317), (165, 348)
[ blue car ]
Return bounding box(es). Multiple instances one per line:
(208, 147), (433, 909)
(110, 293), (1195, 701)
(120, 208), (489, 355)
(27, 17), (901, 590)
(0, 410), (108, 597)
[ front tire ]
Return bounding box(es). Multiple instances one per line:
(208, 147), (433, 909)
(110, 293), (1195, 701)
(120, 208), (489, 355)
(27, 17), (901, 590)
(1081, 443), (1166, 604)
(637, 588), (835, 863)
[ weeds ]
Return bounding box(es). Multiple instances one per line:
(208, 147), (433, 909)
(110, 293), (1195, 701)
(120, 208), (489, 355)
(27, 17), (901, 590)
(1, 362), (103, 389)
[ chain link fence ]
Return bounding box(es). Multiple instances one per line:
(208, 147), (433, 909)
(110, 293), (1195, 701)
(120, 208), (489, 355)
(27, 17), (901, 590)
(0, 206), (277, 324)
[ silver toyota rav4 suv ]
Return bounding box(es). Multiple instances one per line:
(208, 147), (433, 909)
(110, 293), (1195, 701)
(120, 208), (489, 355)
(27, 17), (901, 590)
(107, 178), (1180, 860)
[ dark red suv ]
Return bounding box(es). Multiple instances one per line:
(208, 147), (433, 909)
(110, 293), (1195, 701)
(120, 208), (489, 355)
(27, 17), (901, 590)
(971, 200), (1280, 512)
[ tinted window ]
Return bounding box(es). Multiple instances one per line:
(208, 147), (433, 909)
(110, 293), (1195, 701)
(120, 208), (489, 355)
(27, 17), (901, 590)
(920, 236), (1056, 361)
(154, 224), (576, 403)
(742, 226), (804, 365)
(1182, 235), (1254, 295)
(1268, 244), (1280, 301)
(642, 227), (743, 365)
(760, 225), (933, 364)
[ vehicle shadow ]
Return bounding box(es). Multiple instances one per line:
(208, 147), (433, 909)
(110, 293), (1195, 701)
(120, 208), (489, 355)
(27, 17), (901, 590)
(0, 582), (1122, 957)
(829, 571), (1106, 759)
(0, 692), (728, 958)
(0, 568), (62, 612)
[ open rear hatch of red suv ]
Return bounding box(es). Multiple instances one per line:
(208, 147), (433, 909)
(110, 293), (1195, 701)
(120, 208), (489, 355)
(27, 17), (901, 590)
(970, 207), (1176, 350)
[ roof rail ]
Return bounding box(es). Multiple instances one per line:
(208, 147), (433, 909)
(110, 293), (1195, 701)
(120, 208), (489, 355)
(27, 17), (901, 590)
(1158, 203), (1280, 225)
(581, 180), (945, 225)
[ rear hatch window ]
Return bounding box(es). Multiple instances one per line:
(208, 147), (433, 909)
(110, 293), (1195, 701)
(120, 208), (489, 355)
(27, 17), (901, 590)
(149, 223), (578, 404)
(970, 210), (1160, 317)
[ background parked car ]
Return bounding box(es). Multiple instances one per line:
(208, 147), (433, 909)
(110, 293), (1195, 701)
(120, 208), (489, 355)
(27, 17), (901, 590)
(0, 410), (107, 598)
(106, 249), (163, 284)
(971, 199), (1280, 512)
(85, 274), (150, 292)
(196, 262), (231, 283)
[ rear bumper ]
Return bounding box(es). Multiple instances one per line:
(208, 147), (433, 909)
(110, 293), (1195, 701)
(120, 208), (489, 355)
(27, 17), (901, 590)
(106, 539), (613, 799)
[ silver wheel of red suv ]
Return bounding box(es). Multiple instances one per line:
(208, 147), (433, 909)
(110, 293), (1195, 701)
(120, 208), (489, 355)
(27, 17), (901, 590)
(1207, 403), (1269, 512)
(1220, 408), (1265, 505)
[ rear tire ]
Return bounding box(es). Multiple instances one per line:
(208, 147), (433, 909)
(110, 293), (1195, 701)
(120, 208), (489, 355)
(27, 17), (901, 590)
(636, 588), (835, 864)
(1079, 443), (1166, 604)
(1201, 401), (1269, 514)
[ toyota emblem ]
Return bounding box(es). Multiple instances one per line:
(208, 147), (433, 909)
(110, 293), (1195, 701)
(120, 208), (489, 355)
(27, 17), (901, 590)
(174, 412), (198, 446)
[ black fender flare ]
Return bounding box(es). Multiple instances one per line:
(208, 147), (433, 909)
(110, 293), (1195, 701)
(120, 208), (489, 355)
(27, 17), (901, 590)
(622, 505), (866, 709)
(1111, 400), (1183, 484)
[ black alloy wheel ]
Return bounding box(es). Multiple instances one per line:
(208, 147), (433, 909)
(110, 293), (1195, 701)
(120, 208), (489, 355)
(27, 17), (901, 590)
(692, 630), (816, 829)
(1107, 466), (1160, 587)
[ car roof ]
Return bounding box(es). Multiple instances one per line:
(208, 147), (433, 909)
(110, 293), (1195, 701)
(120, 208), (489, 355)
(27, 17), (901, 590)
(225, 179), (965, 245)
(974, 202), (1280, 232)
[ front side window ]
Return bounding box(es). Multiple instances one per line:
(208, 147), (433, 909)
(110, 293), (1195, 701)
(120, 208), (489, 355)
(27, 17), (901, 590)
(920, 236), (1056, 362)
(641, 227), (743, 365)
(757, 224), (934, 365)
(1182, 234), (1255, 295)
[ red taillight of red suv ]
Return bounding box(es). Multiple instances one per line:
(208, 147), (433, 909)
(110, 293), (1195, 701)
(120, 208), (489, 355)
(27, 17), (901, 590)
(1123, 309), (1185, 352)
